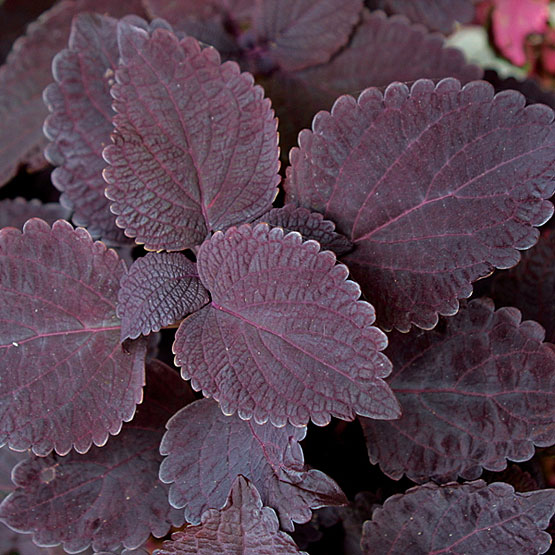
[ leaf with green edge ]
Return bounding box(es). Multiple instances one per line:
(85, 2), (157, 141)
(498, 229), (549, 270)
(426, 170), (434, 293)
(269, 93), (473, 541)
(159, 398), (346, 532)
(173, 223), (400, 427)
(286, 78), (555, 331)
(103, 23), (280, 251)
(0, 218), (146, 456)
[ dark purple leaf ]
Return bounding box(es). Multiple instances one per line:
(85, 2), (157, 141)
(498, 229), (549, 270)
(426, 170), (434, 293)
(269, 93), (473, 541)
(103, 23), (280, 251)
(254, 204), (353, 256)
(251, 0), (362, 72)
(286, 78), (555, 331)
(262, 9), (482, 150)
(490, 228), (555, 343)
(173, 223), (400, 427)
(159, 398), (346, 531)
(0, 360), (192, 553)
(0, 0), (146, 188)
(365, 0), (475, 33)
(118, 252), (210, 341)
(0, 218), (146, 455)
(361, 480), (555, 554)
(359, 298), (555, 483)
(154, 476), (305, 555)
(0, 198), (70, 229)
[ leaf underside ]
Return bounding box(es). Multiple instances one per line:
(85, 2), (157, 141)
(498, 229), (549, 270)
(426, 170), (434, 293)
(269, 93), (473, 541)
(286, 78), (555, 331)
(173, 223), (400, 427)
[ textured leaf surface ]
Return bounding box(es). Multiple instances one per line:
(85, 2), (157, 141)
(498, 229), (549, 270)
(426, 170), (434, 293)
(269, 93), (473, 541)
(155, 476), (305, 554)
(491, 229), (555, 343)
(0, 0), (146, 187)
(286, 78), (555, 331)
(118, 252), (210, 341)
(159, 398), (346, 531)
(254, 205), (352, 256)
(360, 298), (555, 483)
(252, 0), (362, 72)
(103, 23), (280, 251)
(173, 223), (399, 427)
(0, 360), (191, 553)
(366, 0), (475, 33)
(361, 481), (555, 554)
(0, 219), (146, 455)
(0, 198), (70, 229)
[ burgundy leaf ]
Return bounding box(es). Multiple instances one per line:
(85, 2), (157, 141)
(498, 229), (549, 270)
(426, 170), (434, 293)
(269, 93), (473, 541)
(490, 229), (555, 343)
(0, 218), (146, 455)
(251, 0), (362, 72)
(254, 204), (353, 256)
(286, 78), (555, 331)
(0, 0), (146, 188)
(173, 223), (400, 427)
(366, 0), (476, 33)
(359, 298), (555, 483)
(0, 198), (70, 229)
(155, 476), (305, 555)
(118, 252), (210, 341)
(103, 23), (280, 251)
(159, 398), (346, 532)
(0, 360), (192, 553)
(361, 481), (555, 554)
(262, 9), (482, 150)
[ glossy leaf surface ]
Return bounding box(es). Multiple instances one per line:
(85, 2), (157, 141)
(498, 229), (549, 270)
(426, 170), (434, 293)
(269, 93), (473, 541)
(159, 398), (346, 531)
(0, 198), (70, 229)
(361, 481), (555, 554)
(118, 253), (209, 341)
(173, 223), (400, 427)
(0, 360), (191, 553)
(360, 299), (555, 483)
(286, 79), (555, 331)
(155, 476), (305, 554)
(0, 219), (146, 455)
(254, 205), (352, 256)
(103, 24), (280, 251)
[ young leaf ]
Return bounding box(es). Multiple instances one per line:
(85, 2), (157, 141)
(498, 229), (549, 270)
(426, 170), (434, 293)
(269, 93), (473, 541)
(0, 219), (146, 455)
(103, 23), (280, 251)
(359, 298), (555, 483)
(254, 204), (353, 256)
(366, 0), (475, 33)
(118, 252), (210, 341)
(173, 223), (400, 427)
(159, 398), (346, 531)
(491, 229), (555, 343)
(0, 0), (146, 188)
(251, 0), (362, 72)
(286, 78), (555, 331)
(155, 476), (306, 555)
(361, 481), (555, 554)
(0, 360), (191, 553)
(0, 198), (70, 229)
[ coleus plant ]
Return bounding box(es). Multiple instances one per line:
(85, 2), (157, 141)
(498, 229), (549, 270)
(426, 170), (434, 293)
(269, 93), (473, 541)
(0, 1), (554, 554)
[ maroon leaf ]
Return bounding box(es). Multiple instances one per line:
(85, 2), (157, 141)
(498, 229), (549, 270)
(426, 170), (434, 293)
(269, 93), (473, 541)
(173, 223), (400, 427)
(0, 360), (192, 553)
(103, 23), (280, 251)
(155, 476), (304, 555)
(0, 198), (70, 229)
(490, 228), (555, 343)
(361, 481), (555, 554)
(0, 0), (146, 188)
(366, 0), (476, 33)
(118, 252), (210, 341)
(286, 78), (555, 331)
(159, 398), (346, 531)
(251, 0), (362, 72)
(359, 298), (555, 483)
(254, 204), (353, 256)
(0, 219), (146, 456)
